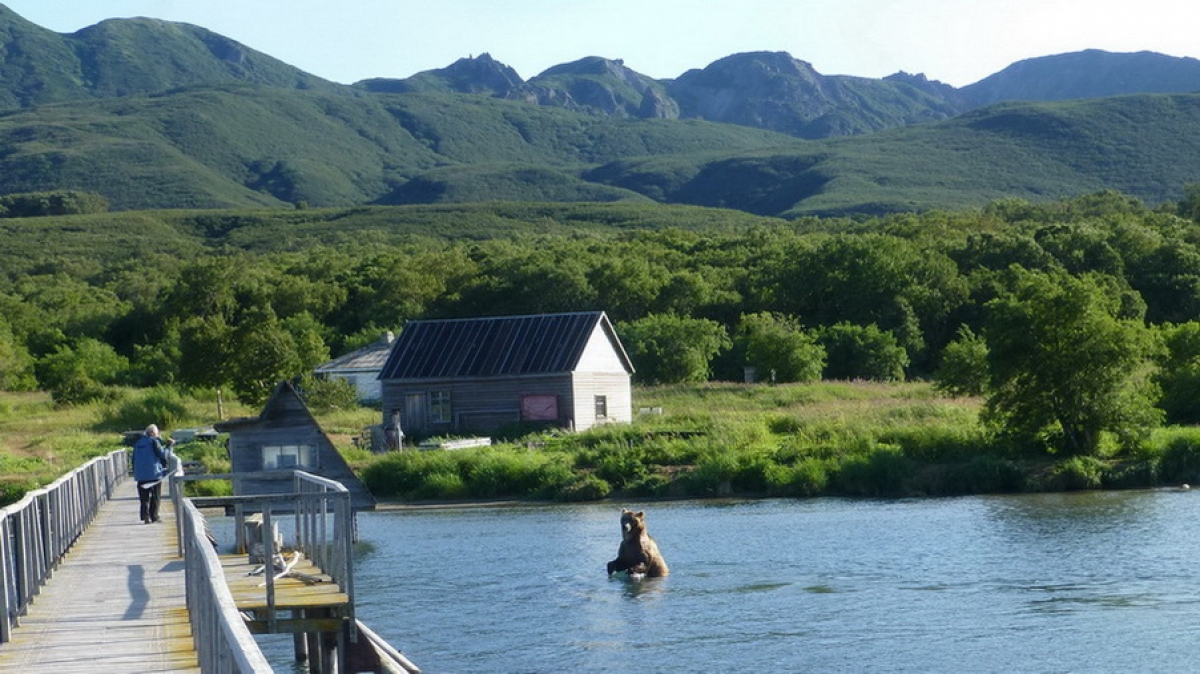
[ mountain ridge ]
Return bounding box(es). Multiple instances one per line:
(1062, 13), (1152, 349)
(2, 4), (1200, 217)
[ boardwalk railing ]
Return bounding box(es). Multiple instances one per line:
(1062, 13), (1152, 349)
(177, 495), (273, 673)
(0, 448), (127, 643)
(177, 470), (356, 634)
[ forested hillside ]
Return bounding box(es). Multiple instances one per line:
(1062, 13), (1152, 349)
(5, 191), (1200, 454)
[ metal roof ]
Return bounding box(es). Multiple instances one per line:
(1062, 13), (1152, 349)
(378, 311), (631, 380)
(314, 332), (395, 374)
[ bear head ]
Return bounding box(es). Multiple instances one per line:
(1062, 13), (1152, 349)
(620, 508), (646, 540)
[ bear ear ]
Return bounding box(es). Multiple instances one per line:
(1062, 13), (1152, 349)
(636, 511), (645, 518)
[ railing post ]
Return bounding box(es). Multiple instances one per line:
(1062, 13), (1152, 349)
(262, 504), (278, 635)
(0, 519), (11, 644)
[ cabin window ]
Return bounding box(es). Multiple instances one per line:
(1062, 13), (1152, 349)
(430, 390), (452, 423)
(594, 395), (608, 419)
(262, 444), (318, 470)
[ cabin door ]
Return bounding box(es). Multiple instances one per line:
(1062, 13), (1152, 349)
(404, 393), (427, 433)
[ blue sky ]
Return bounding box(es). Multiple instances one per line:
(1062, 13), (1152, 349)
(3, 0), (1194, 87)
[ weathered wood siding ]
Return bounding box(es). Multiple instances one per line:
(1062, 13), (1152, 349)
(383, 373), (576, 436)
(379, 311), (634, 437)
(219, 385), (376, 510)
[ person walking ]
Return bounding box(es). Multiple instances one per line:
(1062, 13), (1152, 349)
(132, 424), (174, 524)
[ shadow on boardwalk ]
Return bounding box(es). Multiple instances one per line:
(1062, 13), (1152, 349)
(0, 479), (200, 672)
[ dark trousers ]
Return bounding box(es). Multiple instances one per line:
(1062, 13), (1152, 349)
(137, 481), (162, 523)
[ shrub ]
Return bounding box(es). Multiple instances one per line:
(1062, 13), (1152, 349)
(37, 339), (128, 405)
(555, 474), (612, 501)
(766, 413), (803, 434)
(413, 470), (466, 500)
(617, 313), (731, 384)
(928, 456), (1025, 495)
(832, 445), (911, 496)
(1102, 459), (1159, 489)
(99, 385), (190, 431)
(818, 323), (909, 382)
(933, 325), (989, 397)
(1048, 456), (1105, 491)
(736, 312), (825, 383)
(766, 459), (829, 497)
(464, 450), (544, 497)
(296, 374), (360, 413)
(1159, 436), (1200, 484)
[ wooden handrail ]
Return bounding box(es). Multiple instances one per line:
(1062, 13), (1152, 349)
(0, 449), (126, 643)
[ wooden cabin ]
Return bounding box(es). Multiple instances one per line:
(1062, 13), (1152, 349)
(214, 381), (376, 510)
(313, 331), (395, 403)
(378, 311), (634, 440)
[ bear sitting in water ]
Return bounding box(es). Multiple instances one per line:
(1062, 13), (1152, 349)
(606, 509), (669, 578)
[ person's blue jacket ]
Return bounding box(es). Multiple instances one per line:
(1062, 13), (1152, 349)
(132, 434), (169, 483)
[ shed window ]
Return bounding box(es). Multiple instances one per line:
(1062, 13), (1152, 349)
(595, 395), (608, 419)
(430, 391), (452, 423)
(262, 444), (317, 470)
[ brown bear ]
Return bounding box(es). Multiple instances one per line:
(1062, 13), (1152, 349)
(606, 508), (669, 578)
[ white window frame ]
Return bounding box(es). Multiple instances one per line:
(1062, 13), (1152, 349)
(430, 390), (452, 423)
(261, 444), (318, 470)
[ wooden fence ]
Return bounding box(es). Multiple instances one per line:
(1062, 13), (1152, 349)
(0, 448), (127, 643)
(177, 495), (273, 673)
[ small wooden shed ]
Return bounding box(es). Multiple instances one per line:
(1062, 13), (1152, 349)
(378, 311), (634, 439)
(214, 381), (376, 511)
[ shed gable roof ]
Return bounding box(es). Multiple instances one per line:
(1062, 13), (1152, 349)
(379, 311), (631, 380)
(314, 332), (395, 374)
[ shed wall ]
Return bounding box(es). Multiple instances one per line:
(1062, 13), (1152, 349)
(383, 373), (576, 437)
(571, 371), (634, 430)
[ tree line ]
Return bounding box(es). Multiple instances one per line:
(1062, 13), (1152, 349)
(6, 188), (1200, 457)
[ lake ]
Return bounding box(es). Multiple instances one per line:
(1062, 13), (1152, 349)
(260, 489), (1200, 673)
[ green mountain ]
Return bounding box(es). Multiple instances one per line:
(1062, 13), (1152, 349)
(3, 5), (1200, 216)
(418, 90), (1200, 216)
(665, 52), (966, 138)
(588, 93), (1200, 216)
(0, 84), (798, 210)
(0, 3), (339, 109)
(963, 50), (1200, 107)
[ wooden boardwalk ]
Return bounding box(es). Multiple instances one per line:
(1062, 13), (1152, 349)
(0, 479), (200, 673)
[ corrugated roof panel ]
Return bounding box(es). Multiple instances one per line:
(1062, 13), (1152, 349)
(380, 311), (615, 380)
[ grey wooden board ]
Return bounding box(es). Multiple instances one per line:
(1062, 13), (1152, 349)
(0, 479), (200, 672)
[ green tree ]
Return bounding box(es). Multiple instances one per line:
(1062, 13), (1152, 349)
(736, 312), (825, 383)
(36, 338), (129, 405)
(933, 325), (989, 397)
(296, 373), (360, 413)
(0, 190), (109, 218)
(818, 323), (909, 381)
(1177, 182), (1200, 223)
(983, 269), (1162, 455)
(770, 233), (967, 370)
(617, 314), (730, 384)
(227, 307), (328, 408)
(0, 316), (35, 391)
(1154, 321), (1200, 424)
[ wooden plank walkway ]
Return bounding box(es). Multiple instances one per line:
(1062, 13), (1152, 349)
(0, 478), (200, 673)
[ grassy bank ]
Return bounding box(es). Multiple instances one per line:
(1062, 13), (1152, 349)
(6, 382), (1200, 507)
(361, 382), (1200, 502)
(0, 387), (375, 505)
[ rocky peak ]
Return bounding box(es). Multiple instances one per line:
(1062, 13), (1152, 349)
(529, 56), (678, 119)
(355, 52), (528, 96)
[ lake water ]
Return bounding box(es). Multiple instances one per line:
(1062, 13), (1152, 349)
(260, 489), (1200, 673)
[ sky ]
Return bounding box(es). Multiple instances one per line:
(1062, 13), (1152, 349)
(3, 0), (1196, 88)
